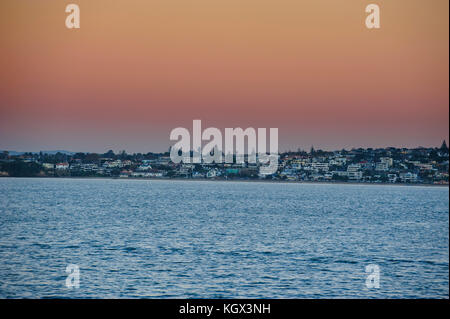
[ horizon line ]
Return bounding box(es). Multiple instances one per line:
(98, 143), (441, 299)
(1, 140), (448, 155)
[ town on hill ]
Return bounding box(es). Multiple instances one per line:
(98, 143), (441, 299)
(0, 141), (448, 185)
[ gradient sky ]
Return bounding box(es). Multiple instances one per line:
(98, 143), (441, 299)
(0, 0), (448, 153)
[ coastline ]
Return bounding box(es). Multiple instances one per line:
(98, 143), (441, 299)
(0, 175), (448, 187)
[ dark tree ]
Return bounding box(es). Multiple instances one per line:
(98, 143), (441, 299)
(440, 140), (448, 152)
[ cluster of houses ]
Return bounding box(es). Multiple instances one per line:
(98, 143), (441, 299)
(277, 155), (433, 183)
(1, 142), (448, 184)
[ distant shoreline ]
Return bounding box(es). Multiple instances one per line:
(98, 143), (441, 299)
(1, 176), (448, 187)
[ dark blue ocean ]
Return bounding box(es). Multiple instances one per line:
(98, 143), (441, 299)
(0, 178), (448, 298)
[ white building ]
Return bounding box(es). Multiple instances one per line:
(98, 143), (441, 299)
(136, 164), (152, 171)
(400, 172), (418, 183)
(380, 157), (393, 167)
(55, 163), (69, 170)
(388, 174), (397, 183)
(103, 160), (123, 168)
(375, 162), (389, 171)
(42, 163), (55, 169)
(330, 157), (347, 166)
(207, 169), (218, 178)
(324, 172), (333, 180)
(415, 163), (433, 170)
(347, 164), (362, 180)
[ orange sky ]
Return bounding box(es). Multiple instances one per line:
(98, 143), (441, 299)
(0, 0), (448, 152)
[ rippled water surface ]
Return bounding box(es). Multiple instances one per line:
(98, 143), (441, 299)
(0, 178), (448, 298)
